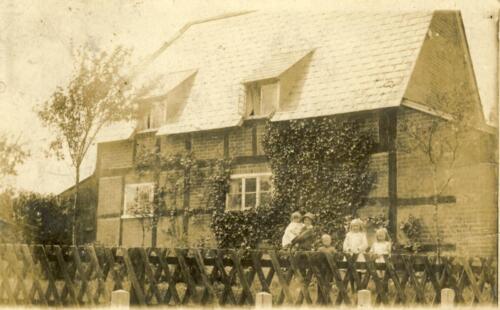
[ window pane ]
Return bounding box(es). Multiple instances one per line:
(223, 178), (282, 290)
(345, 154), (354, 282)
(229, 179), (242, 194)
(150, 103), (164, 128)
(261, 83), (278, 115)
(124, 186), (138, 214)
(245, 178), (257, 192)
(228, 194), (242, 211)
(124, 184), (154, 216)
(260, 176), (272, 192)
(246, 84), (261, 116)
(245, 193), (256, 209)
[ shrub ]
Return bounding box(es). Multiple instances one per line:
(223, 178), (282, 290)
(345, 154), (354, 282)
(400, 214), (424, 253)
(13, 192), (74, 245)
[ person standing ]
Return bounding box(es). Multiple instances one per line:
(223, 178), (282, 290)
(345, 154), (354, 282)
(343, 218), (368, 254)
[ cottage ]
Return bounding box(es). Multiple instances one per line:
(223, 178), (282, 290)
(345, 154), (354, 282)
(92, 10), (496, 255)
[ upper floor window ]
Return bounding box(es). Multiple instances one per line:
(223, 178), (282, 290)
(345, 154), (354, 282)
(226, 173), (273, 211)
(139, 102), (165, 131)
(123, 183), (155, 218)
(137, 69), (197, 131)
(245, 82), (279, 117)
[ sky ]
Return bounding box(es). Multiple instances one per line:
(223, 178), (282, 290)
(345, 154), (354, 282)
(0, 0), (498, 194)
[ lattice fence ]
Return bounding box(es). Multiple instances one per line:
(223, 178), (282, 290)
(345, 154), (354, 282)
(0, 244), (496, 306)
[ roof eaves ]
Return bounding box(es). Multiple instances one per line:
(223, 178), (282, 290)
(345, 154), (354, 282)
(156, 117), (243, 136)
(393, 11), (434, 112)
(453, 10), (487, 125)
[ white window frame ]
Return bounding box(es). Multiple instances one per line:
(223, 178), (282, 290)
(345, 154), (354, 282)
(122, 182), (155, 219)
(225, 172), (273, 211)
(245, 81), (280, 119)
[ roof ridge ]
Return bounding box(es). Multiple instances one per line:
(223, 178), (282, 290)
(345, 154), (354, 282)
(129, 10), (256, 79)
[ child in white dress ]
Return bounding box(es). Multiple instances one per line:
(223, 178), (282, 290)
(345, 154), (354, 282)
(370, 227), (391, 278)
(282, 212), (304, 249)
(370, 228), (391, 262)
(343, 219), (368, 255)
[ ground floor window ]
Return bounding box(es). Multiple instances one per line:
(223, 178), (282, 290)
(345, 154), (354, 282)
(123, 183), (155, 218)
(226, 173), (272, 211)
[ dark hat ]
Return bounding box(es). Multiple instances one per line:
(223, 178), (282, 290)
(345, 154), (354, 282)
(303, 212), (315, 221)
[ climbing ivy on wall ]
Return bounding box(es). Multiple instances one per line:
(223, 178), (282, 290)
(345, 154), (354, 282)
(134, 145), (227, 246)
(209, 116), (376, 249)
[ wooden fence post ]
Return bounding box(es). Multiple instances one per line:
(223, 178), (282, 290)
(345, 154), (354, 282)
(255, 292), (272, 308)
(111, 289), (130, 309)
(441, 288), (455, 308)
(357, 289), (371, 308)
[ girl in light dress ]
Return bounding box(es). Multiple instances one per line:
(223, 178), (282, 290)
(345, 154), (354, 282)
(370, 227), (392, 260)
(343, 218), (368, 256)
(370, 227), (392, 278)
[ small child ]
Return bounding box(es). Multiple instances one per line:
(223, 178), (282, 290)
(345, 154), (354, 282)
(342, 218), (368, 255)
(282, 212), (304, 249)
(317, 233), (336, 304)
(370, 227), (391, 262)
(318, 234), (336, 255)
(343, 218), (368, 281)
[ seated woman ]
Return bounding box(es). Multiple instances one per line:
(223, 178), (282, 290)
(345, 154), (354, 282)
(291, 212), (316, 251)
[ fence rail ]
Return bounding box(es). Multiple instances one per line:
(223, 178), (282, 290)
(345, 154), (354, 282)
(0, 244), (496, 307)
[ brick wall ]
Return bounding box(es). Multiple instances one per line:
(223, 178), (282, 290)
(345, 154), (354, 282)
(99, 141), (134, 170)
(404, 12), (483, 127)
(396, 107), (497, 256)
(95, 108), (496, 256)
(96, 115), (389, 248)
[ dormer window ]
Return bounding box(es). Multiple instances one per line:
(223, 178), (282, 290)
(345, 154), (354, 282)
(136, 69), (197, 132)
(246, 81), (279, 117)
(242, 49), (314, 119)
(139, 102), (165, 130)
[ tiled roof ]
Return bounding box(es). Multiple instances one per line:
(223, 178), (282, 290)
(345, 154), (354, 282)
(138, 11), (433, 134)
(242, 49), (315, 84)
(96, 121), (135, 143)
(138, 69), (198, 99)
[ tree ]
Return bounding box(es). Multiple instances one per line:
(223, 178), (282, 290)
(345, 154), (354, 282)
(0, 134), (28, 182)
(13, 192), (74, 245)
(0, 134), (29, 242)
(38, 45), (157, 245)
(398, 89), (470, 257)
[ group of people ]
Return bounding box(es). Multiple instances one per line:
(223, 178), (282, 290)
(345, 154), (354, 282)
(281, 211), (392, 258)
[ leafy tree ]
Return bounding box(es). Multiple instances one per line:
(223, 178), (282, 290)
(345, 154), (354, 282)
(13, 192), (74, 245)
(38, 45), (157, 245)
(0, 134), (28, 182)
(398, 89), (470, 257)
(0, 134), (28, 242)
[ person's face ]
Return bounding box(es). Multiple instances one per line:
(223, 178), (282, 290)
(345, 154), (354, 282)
(351, 224), (361, 232)
(304, 218), (313, 226)
(376, 231), (385, 241)
(292, 217), (301, 223)
(321, 236), (331, 246)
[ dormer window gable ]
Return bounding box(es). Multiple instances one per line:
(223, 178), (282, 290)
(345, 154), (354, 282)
(242, 49), (314, 119)
(136, 69), (197, 132)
